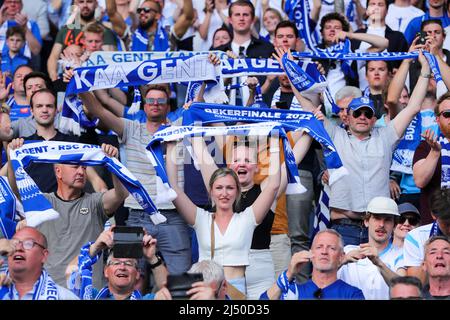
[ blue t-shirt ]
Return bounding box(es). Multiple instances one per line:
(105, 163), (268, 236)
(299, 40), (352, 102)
(261, 279), (365, 300)
(1, 52), (30, 75)
(90, 287), (155, 300)
(6, 96), (30, 121)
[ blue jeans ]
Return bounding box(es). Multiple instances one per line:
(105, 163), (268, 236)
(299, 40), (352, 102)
(127, 209), (192, 274)
(331, 223), (368, 246)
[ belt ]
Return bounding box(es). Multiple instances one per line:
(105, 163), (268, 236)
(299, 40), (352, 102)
(332, 218), (365, 227)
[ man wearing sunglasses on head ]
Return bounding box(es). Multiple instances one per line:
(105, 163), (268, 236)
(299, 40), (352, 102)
(295, 52), (431, 247)
(0, 227), (79, 300)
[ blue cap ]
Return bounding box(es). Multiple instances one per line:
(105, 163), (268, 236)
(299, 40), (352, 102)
(348, 97), (375, 113)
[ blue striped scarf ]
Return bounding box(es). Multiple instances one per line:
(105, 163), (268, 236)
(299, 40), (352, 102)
(0, 270), (60, 300)
(181, 103), (347, 185)
(0, 176), (22, 239)
(9, 141), (166, 226)
(439, 135), (450, 189)
(131, 22), (169, 52)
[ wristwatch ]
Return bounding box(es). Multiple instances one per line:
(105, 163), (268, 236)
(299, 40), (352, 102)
(420, 72), (432, 78)
(148, 253), (163, 269)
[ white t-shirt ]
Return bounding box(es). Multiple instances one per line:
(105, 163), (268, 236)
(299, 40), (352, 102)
(193, 206), (258, 267)
(385, 4), (424, 33)
(338, 242), (401, 300)
(403, 223), (434, 267)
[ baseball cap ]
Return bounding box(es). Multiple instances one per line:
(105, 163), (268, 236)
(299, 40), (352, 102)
(348, 96), (375, 113)
(367, 197), (400, 216)
(398, 203), (421, 218)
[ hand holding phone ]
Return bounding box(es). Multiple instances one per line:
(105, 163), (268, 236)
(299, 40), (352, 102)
(113, 226), (144, 259)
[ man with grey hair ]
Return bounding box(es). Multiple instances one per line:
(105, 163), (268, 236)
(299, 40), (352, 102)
(389, 276), (423, 300)
(333, 86), (362, 128)
(421, 235), (450, 299)
(261, 229), (365, 300)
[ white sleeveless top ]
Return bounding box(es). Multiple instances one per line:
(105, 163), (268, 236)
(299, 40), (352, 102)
(193, 207), (258, 267)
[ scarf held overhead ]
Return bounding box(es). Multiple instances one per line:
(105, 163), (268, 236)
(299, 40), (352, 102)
(9, 141), (166, 227)
(181, 103), (347, 185)
(146, 122), (307, 203)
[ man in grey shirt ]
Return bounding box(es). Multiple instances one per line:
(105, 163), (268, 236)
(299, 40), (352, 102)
(7, 142), (129, 288)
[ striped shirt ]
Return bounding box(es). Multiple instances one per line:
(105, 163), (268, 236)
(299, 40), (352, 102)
(403, 223), (434, 268)
(120, 119), (184, 210)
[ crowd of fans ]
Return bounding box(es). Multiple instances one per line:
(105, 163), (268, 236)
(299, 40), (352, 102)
(0, 0), (449, 300)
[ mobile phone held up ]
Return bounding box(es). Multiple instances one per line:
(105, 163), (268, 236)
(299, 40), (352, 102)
(416, 31), (427, 46)
(167, 273), (204, 299)
(113, 226), (144, 259)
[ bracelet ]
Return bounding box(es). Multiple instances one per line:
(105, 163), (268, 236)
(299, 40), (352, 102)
(148, 253), (163, 269)
(420, 72), (432, 78)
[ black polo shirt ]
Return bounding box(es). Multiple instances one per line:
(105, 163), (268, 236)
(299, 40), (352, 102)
(23, 131), (79, 193)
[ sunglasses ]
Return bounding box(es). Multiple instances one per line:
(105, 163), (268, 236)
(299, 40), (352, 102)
(137, 7), (158, 14)
(352, 108), (374, 119)
(313, 288), (323, 299)
(145, 97), (168, 105)
(438, 110), (450, 118)
(399, 215), (420, 226)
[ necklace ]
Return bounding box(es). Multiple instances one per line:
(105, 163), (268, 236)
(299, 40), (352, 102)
(241, 189), (251, 199)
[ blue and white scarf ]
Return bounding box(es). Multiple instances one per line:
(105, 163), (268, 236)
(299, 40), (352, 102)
(311, 184), (331, 240)
(391, 114), (422, 174)
(439, 135), (450, 189)
(131, 21), (169, 52)
(284, 0), (319, 52)
(0, 270), (60, 300)
(67, 241), (99, 300)
(127, 87), (142, 115)
(9, 141), (166, 226)
(0, 176), (23, 239)
(276, 269), (299, 300)
(146, 122), (308, 200)
(66, 54), (221, 95)
(95, 287), (142, 300)
(59, 95), (99, 136)
(181, 103), (347, 185)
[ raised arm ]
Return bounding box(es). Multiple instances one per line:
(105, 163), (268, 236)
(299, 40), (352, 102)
(191, 136), (219, 192)
(93, 89), (127, 118)
(100, 144), (129, 217)
(166, 141), (197, 225)
(79, 92), (125, 138)
(413, 129), (441, 188)
(252, 136), (280, 224)
(266, 131), (312, 198)
(392, 50), (430, 138)
(339, 31), (388, 53)
(106, 0), (128, 38)
(47, 43), (63, 81)
(172, 0), (194, 40)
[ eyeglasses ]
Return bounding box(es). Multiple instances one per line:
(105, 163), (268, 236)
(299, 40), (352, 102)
(137, 7), (158, 14)
(145, 97), (168, 105)
(399, 215), (420, 226)
(438, 110), (450, 118)
(352, 108), (374, 119)
(313, 288), (323, 299)
(107, 260), (137, 268)
(11, 239), (46, 250)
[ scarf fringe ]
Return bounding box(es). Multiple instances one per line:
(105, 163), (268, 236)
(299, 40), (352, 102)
(328, 166), (349, 186)
(25, 209), (60, 227)
(285, 182), (307, 195)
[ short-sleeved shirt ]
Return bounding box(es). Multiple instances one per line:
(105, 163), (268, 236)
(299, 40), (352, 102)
(412, 140), (441, 224)
(11, 113), (62, 138)
(55, 25), (116, 49)
(119, 119), (184, 210)
(403, 223), (435, 268)
(277, 279), (365, 300)
(6, 96), (30, 121)
(193, 207), (258, 267)
(37, 192), (107, 289)
(23, 130), (79, 192)
(338, 242), (401, 300)
(324, 121), (400, 212)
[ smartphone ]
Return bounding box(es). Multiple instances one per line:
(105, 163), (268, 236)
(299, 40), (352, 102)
(113, 226), (144, 259)
(416, 31), (427, 45)
(167, 273), (204, 299)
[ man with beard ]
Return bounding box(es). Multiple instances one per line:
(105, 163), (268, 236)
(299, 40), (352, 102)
(337, 197), (403, 300)
(260, 229), (365, 300)
(131, 0), (169, 51)
(47, 0), (117, 80)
